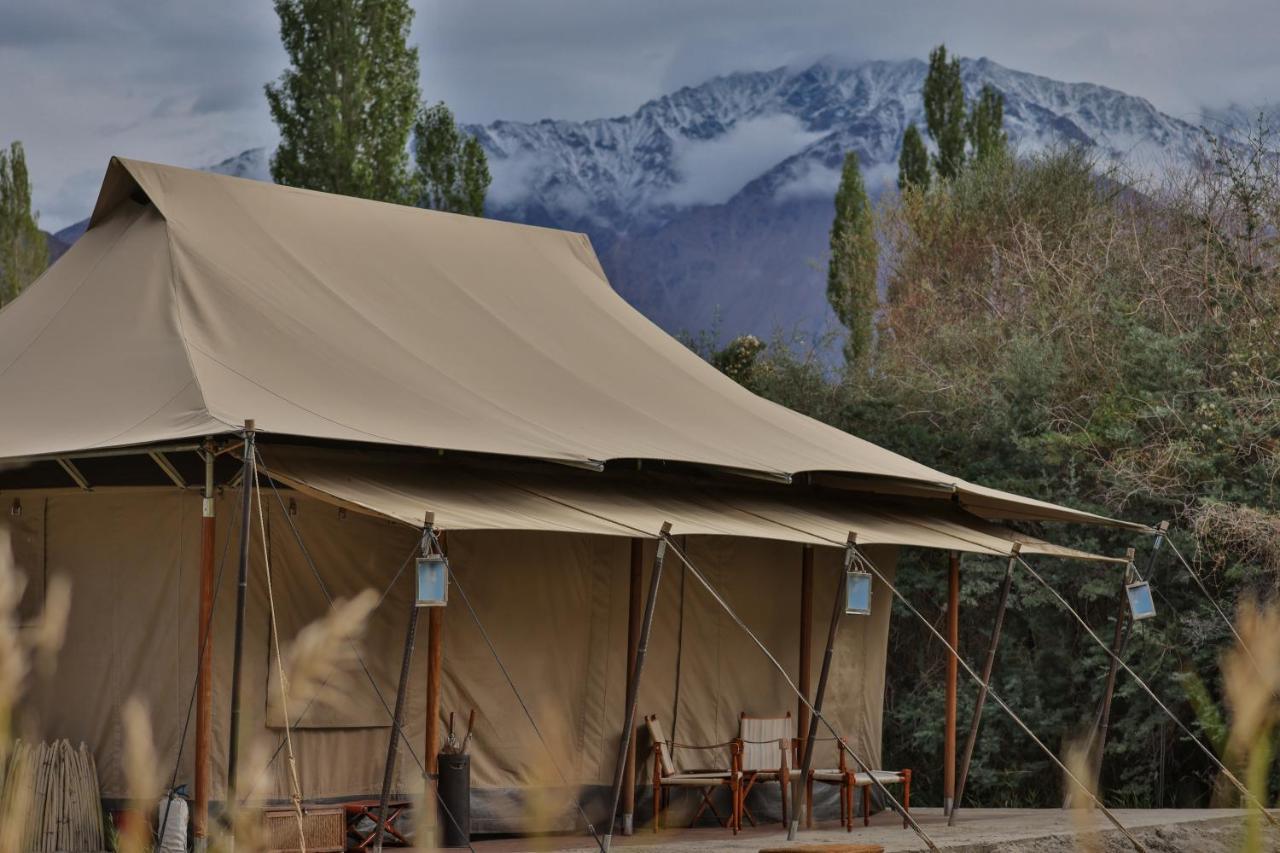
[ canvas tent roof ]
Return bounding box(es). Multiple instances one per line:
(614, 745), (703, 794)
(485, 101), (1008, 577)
(0, 157), (1144, 532)
(259, 444), (1125, 562)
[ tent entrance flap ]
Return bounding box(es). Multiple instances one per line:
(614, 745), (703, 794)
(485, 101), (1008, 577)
(257, 445), (1123, 562)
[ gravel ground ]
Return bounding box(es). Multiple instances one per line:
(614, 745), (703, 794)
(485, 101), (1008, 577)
(468, 808), (1276, 852)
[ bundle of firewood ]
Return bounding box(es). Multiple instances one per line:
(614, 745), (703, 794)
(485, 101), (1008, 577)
(1, 739), (105, 852)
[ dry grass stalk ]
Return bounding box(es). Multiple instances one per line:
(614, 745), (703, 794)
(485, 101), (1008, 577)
(1221, 598), (1280, 853)
(1061, 736), (1103, 853)
(269, 588), (380, 725)
(121, 698), (159, 853)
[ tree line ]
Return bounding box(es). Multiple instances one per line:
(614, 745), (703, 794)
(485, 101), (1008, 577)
(709, 48), (1280, 810)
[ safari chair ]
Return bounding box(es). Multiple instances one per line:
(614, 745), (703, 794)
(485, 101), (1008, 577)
(735, 712), (793, 826)
(644, 715), (741, 833)
(805, 736), (911, 830)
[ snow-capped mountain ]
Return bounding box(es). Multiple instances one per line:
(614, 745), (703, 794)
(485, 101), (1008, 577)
(53, 57), (1230, 347)
(467, 56), (1215, 343)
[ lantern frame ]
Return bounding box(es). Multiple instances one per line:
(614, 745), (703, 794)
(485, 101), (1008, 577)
(416, 554), (449, 607)
(845, 569), (873, 616)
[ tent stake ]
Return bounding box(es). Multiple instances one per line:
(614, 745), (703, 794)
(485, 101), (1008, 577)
(194, 439), (215, 848)
(788, 533), (857, 841)
(374, 518), (432, 852)
(621, 538), (644, 836)
(949, 545), (1019, 826)
(226, 419), (255, 810)
(603, 522), (671, 852)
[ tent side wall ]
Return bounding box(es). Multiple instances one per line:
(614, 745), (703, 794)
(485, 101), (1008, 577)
(7, 489), (896, 831)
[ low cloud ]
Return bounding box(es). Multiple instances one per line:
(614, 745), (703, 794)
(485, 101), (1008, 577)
(661, 114), (825, 207)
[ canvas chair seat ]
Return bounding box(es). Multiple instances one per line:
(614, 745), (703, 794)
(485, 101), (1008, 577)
(810, 768), (849, 783)
(664, 771), (734, 785)
(853, 770), (907, 786)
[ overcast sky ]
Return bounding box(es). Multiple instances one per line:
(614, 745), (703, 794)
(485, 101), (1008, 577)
(3, 0), (1278, 230)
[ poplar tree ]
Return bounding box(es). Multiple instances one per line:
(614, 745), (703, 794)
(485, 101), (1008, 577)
(412, 103), (491, 217)
(265, 0), (420, 203)
(0, 142), (46, 307)
(967, 83), (1008, 163)
(827, 152), (879, 364)
(897, 124), (931, 191)
(922, 45), (967, 180)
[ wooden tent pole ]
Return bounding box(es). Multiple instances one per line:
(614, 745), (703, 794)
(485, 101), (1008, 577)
(603, 523), (671, 852)
(943, 552), (959, 815)
(225, 420), (255, 808)
(798, 545), (814, 745)
(193, 438), (215, 847)
(949, 545), (1019, 826)
(788, 534), (856, 841)
(374, 515), (432, 852)
(621, 538), (644, 836)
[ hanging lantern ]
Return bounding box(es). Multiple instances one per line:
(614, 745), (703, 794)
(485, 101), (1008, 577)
(845, 568), (873, 616)
(1126, 580), (1156, 621)
(416, 554), (449, 607)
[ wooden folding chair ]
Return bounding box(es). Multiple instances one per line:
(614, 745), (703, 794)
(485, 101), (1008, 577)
(645, 715), (741, 833)
(736, 712), (793, 827)
(805, 736), (911, 831)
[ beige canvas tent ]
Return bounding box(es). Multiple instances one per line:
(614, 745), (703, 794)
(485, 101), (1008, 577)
(0, 158), (1144, 836)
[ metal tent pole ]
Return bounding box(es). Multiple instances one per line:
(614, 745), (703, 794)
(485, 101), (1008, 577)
(194, 438), (216, 848)
(226, 420), (256, 808)
(603, 523), (671, 852)
(788, 534), (857, 841)
(374, 516), (432, 852)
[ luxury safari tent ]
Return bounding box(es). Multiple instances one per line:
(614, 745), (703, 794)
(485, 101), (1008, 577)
(0, 158), (1146, 842)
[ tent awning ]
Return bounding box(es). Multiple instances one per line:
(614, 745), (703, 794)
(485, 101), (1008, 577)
(259, 446), (1126, 563)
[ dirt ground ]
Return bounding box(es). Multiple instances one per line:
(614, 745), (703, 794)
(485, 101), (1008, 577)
(468, 808), (1276, 852)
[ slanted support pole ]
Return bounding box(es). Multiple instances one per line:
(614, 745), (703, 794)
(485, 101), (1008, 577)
(603, 522), (671, 852)
(226, 419), (256, 807)
(788, 533), (858, 841)
(194, 439), (215, 849)
(374, 514), (434, 853)
(949, 544), (1019, 826)
(1076, 532), (1166, 804)
(943, 552), (960, 815)
(621, 538), (644, 836)
(798, 545), (814, 743)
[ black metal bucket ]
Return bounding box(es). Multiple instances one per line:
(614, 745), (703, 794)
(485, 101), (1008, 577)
(437, 753), (471, 848)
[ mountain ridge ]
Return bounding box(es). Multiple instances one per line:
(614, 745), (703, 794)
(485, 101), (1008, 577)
(50, 56), (1248, 346)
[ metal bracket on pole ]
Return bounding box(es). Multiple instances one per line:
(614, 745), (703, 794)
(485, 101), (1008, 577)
(55, 457), (92, 491)
(148, 450), (188, 488)
(788, 532), (858, 840)
(603, 522), (672, 852)
(949, 542), (1019, 826)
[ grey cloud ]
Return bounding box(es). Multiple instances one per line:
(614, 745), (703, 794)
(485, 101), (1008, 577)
(4, 0), (1280, 230)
